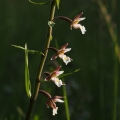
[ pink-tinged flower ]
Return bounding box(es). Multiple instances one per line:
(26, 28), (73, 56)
(51, 43), (72, 65)
(39, 90), (64, 116)
(46, 96), (64, 115)
(70, 12), (86, 34)
(53, 12), (86, 34)
(45, 66), (65, 87)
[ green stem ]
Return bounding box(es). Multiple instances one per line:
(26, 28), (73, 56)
(113, 48), (118, 120)
(25, 1), (56, 120)
(63, 85), (70, 120)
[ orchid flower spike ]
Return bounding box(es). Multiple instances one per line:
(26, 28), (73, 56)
(45, 66), (65, 87)
(53, 12), (86, 34)
(39, 90), (64, 116)
(70, 12), (86, 34)
(51, 43), (72, 65)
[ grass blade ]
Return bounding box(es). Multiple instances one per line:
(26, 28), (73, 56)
(59, 68), (81, 78)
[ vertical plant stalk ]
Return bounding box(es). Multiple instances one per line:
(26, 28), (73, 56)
(25, 1), (56, 120)
(98, 33), (105, 120)
(97, 1), (119, 120)
(113, 47), (118, 120)
(63, 85), (70, 120)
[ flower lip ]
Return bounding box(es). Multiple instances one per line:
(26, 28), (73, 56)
(52, 78), (65, 87)
(52, 107), (58, 116)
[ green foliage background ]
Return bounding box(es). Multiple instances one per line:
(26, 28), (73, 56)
(0, 0), (120, 120)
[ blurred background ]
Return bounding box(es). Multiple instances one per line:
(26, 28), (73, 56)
(0, 0), (120, 120)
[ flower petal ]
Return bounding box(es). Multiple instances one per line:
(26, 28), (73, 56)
(79, 17), (85, 21)
(64, 48), (71, 53)
(56, 71), (64, 76)
(75, 17), (85, 22)
(51, 71), (64, 80)
(55, 99), (64, 103)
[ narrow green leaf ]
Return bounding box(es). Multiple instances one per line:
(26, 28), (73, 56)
(28, 50), (44, 56)
(29, 0), (52, 5)
(56, 0), (60, 9)
(25, 43), (31, 98)
(59, 68), (81, 78)
(74, 68), (81, 72)
(12, 44), (44, 56)
(12, 44), (25, 50)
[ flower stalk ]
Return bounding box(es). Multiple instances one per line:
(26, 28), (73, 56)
(24, 0), (56, 120)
